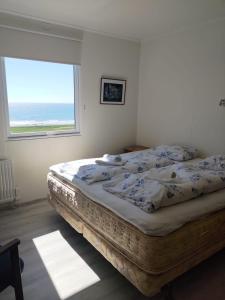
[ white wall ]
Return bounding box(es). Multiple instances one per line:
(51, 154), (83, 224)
(80, 32), (139, 154)
(137, 20), (225, 155)
(0, 29), (139, 203)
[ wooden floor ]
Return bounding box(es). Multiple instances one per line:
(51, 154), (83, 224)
(1, 200), (225, 300)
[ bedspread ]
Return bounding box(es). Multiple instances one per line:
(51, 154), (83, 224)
(103, 162), (225, 213)
(56, 153), (174, 184)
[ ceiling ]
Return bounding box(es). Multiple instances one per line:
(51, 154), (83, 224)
(0, 0), (225, 41)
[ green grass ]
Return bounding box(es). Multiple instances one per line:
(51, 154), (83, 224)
(10, 124), (75, 134)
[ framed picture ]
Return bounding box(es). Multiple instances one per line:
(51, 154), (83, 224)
(100, 78), (126, 105)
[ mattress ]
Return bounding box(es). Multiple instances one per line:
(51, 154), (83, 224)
(48, 172), (225, 275)
(50, 158), (225, 236)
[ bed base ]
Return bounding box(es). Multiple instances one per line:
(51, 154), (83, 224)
(48, 192), (225, 297)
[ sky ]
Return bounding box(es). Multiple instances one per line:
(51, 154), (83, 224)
(4, 57), (74, 103)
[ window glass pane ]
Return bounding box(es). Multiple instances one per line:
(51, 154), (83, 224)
(4, 57), (76, 135)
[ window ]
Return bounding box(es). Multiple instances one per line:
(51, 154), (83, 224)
(1, 57), (80, 138)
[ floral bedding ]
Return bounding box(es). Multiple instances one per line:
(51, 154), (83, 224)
(76, 153), (174, 184)
(197, 155), (225, 171)
(103, 159), (225, 213)
(149, 145), (200, 161)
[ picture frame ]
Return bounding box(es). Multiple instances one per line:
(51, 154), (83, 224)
(100, 78), (126, 105)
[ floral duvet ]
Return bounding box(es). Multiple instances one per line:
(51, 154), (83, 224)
(75, 153), (174, 184)
(103, 160), (225, 213)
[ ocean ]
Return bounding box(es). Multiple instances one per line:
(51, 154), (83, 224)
(8, 103), (75, 126)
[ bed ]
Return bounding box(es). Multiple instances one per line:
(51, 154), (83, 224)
(47, 151), (225, 297)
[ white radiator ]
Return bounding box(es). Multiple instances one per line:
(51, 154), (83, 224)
(0, 159), (16, 203)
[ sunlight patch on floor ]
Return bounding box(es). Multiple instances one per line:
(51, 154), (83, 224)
(33, 230), (100, 299)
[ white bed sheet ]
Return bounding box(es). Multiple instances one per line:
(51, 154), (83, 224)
(49, 158), (225, 236)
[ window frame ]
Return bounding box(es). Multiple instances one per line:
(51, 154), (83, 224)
(0, 57), (80, 140)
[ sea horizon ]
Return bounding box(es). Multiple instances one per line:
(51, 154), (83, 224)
(8, 102), (75, 127)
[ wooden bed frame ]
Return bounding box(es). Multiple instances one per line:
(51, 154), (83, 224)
(48, 172), (225, 298)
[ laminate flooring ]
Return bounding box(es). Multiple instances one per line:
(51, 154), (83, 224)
(0, 200), (225, 300)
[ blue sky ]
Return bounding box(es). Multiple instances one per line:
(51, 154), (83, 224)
(4, 57), (74, 103)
